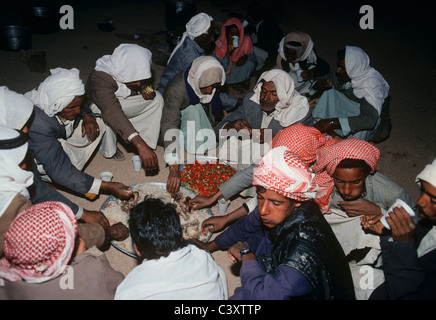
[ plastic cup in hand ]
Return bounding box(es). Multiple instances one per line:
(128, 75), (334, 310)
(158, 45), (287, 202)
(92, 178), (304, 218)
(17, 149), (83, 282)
(218, 198), (230, 215)
(232, 36), (239, 48)
(100, 171), (113, 182)
(380, 198), (416, 230)
(132, 155), (142, 172)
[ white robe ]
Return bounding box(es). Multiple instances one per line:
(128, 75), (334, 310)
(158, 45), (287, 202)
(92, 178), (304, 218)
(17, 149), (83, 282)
(115, 244), (227, 300)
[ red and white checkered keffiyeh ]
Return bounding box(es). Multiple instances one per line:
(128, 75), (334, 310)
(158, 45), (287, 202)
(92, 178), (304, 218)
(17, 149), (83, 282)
(0, 201), (77, 283)
(272, 124), (331, 167)
(312, 138), (380, 213)
(253, 146), (317, 201)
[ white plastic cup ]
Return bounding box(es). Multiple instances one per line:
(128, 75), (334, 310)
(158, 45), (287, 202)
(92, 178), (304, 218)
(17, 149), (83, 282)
(232, 36), (239, 48)
(132, 155), (142, 172)
(218, 198), (230, 215)
(100, 171), (113, 182)
(380, 198), (416, 230)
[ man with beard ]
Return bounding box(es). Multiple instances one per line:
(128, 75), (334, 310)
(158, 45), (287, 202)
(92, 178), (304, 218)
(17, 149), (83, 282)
(215, 69), (313, 171)
(362, 158), (436, 299)
(312, 138), (416, 299)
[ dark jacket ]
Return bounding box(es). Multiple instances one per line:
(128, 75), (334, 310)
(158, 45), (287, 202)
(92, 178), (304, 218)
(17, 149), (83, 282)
(261, 201), (356, 300)
(28, 106), (95, 195)
(215, 201), (355, 300)
(370, 220), (436, 300)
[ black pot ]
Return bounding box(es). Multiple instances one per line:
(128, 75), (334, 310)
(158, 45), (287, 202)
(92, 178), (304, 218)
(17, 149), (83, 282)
(21, 5), (61, 34)
(0, 26), (32, 52)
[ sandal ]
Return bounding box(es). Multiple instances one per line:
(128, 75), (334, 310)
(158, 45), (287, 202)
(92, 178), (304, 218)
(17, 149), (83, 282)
(110, 148), (125, 161)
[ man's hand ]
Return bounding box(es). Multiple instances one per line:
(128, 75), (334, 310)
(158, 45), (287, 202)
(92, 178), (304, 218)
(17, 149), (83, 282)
(223, 119), (252, 136)
(166, 164), (181, 194)
(140, 86), (156, 101)
(361, 214), (385, 235)
(189, 192), (222, 210)
(338, 198), (382, 217)
(106, 222), (130, 242)
(300, 69), (313, 82)
(100, 181), (133, 200)
(312, 79), (333, 92)
(228, 241), (256, 263)
(131, 135), (158, 169)
(386, 205), (416, 242)
(82, 114), (100, 142)
(202, 215), (228, 233)
(235, 55), (248, 66)
(80, 209), (110, 228)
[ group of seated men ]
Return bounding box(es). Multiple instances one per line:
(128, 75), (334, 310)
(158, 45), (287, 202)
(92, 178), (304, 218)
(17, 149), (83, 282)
(0, 4), (434, 301)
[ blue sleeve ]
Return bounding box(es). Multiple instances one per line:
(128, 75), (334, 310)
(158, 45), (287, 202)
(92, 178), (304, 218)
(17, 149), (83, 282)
(214, 208), (263, 249)
(157, 57), (184, 94)
(231, 260), (313, 300)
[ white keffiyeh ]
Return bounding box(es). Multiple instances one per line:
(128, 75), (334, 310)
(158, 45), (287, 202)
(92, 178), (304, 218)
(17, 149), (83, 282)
(95, 43), (153, 98)
(250, 69), (309, 127)
(277, 32), (317, 66)
(416, 158), (436, 188)
(25, 68), (85, 117)
(345, 46), (390, 115)
(187, 56), (225, 104)
(167, 12), (213, 65)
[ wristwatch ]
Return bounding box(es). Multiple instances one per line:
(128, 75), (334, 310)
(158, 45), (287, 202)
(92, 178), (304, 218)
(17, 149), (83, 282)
(239, 248), (253, 259)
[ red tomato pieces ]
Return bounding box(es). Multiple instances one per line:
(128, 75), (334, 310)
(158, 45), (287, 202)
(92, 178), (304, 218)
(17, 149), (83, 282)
(180, 161), (236, 196)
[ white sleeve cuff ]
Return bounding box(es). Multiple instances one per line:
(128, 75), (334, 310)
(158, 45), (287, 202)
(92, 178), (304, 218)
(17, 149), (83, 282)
(89, 178), (102, 196)
(75, 206), (84, 220)
(127, 132), (140, 142)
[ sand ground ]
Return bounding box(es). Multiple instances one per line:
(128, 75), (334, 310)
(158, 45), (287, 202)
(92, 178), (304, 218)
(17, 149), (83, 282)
(0, 0), (435, 298)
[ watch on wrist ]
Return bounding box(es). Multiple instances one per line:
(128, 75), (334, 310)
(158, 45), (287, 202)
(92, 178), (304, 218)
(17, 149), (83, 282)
(239, 248), (252, 259)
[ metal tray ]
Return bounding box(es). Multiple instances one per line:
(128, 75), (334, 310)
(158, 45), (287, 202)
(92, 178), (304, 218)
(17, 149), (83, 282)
(100, 182), (213, 258)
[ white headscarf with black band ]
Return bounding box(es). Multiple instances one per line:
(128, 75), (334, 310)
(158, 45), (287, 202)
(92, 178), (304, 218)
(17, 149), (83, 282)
(277, 31), (317, 66)
(25, 68), (85, 118)
(250, 69), (310, 127)
(0, 86), (34, 130)
(0, 126), (33, 218)
(95, 43), (153, 98)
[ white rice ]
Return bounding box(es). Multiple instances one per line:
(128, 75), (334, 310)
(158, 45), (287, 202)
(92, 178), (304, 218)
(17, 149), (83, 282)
(102, 183), (212, 257)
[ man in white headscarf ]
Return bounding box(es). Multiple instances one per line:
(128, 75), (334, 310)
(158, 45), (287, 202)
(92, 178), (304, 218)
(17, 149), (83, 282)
(215, 69), (313, 173)
(86, 43), (164, 168)
(0, 126), (33, 255)
(0, 85), (131, 237)
(157, 12), (240, 110)
(160, 56), (226, 193)
(25, 68), (133, 202)
(311, 45), (390, 142)
(274, 31), (330, 95)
